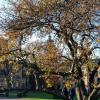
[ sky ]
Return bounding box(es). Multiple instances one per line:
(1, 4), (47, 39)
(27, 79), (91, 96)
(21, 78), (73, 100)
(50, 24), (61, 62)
(0, 0), (7, 35)
(0, 0), (5, 8)
(0, 0), (100, 59)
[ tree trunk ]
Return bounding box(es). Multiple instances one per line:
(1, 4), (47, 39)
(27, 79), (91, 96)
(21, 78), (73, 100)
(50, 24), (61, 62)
(88, 84), (100, 100)
(75, 87), (83, 100)
(88, 89), (96, 100)
(75, 81), (83, 100)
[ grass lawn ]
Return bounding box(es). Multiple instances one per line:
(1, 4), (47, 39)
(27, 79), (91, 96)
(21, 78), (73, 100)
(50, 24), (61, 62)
(22, 98), (62, 100)
(23, 91), (63, 100)
(2, 91), (63, 100)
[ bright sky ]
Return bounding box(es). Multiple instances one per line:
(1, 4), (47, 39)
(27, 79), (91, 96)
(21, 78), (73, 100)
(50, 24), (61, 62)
(0, 0), (5, 8)
(0, 0), (7, 35)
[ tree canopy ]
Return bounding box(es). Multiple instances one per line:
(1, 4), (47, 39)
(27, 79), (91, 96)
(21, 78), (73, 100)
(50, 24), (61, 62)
(0, 0), (100, 99)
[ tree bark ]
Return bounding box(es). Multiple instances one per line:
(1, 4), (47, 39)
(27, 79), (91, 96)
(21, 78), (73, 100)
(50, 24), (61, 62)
(75, 87), (82, 100)
(75, 82), (83, 100)
(88, 84), (100, 100)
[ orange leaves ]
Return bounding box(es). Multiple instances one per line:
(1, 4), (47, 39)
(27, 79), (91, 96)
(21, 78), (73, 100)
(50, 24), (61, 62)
(43, 41), (58, 62)
(12, 62), (20, 72)
(39, 0), (61, 16)
(34, 37), (60, 72)
(6, 32), (20, 39)
(40, 0), (57, 7)
(5, 32), (19, 49)
(0, 37), (8, 54)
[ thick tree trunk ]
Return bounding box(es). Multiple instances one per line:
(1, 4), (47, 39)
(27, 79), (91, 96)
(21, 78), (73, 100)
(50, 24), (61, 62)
(75, 79), (85, 100)
(75, 86), (83, 100)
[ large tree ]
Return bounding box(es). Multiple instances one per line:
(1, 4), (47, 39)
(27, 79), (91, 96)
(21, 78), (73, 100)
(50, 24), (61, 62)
(0, 0), (100, 99)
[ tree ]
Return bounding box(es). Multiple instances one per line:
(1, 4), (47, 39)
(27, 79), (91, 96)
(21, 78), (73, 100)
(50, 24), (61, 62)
(0, 0), (100, 99)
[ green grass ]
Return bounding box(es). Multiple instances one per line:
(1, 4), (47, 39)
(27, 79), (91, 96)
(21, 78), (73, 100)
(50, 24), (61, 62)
(5, 91), (63, 100)
(22, 98), (62, 100)
(25, 91), (54, 98)
(24, 91), (63, 99)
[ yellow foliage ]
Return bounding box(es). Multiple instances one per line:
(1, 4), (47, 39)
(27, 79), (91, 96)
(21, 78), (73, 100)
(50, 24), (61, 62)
(12, 62), (20, 72)
(35, 37), (60, 72)
(86, 60), (95, 69)
(0, 38), (8, 52)
(46, 79), (54, 88)
(0, 56), (6, 62)
(0, 63), (4, 69)
(96, 39), (100, 43)
(65, 80), (72, 89)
